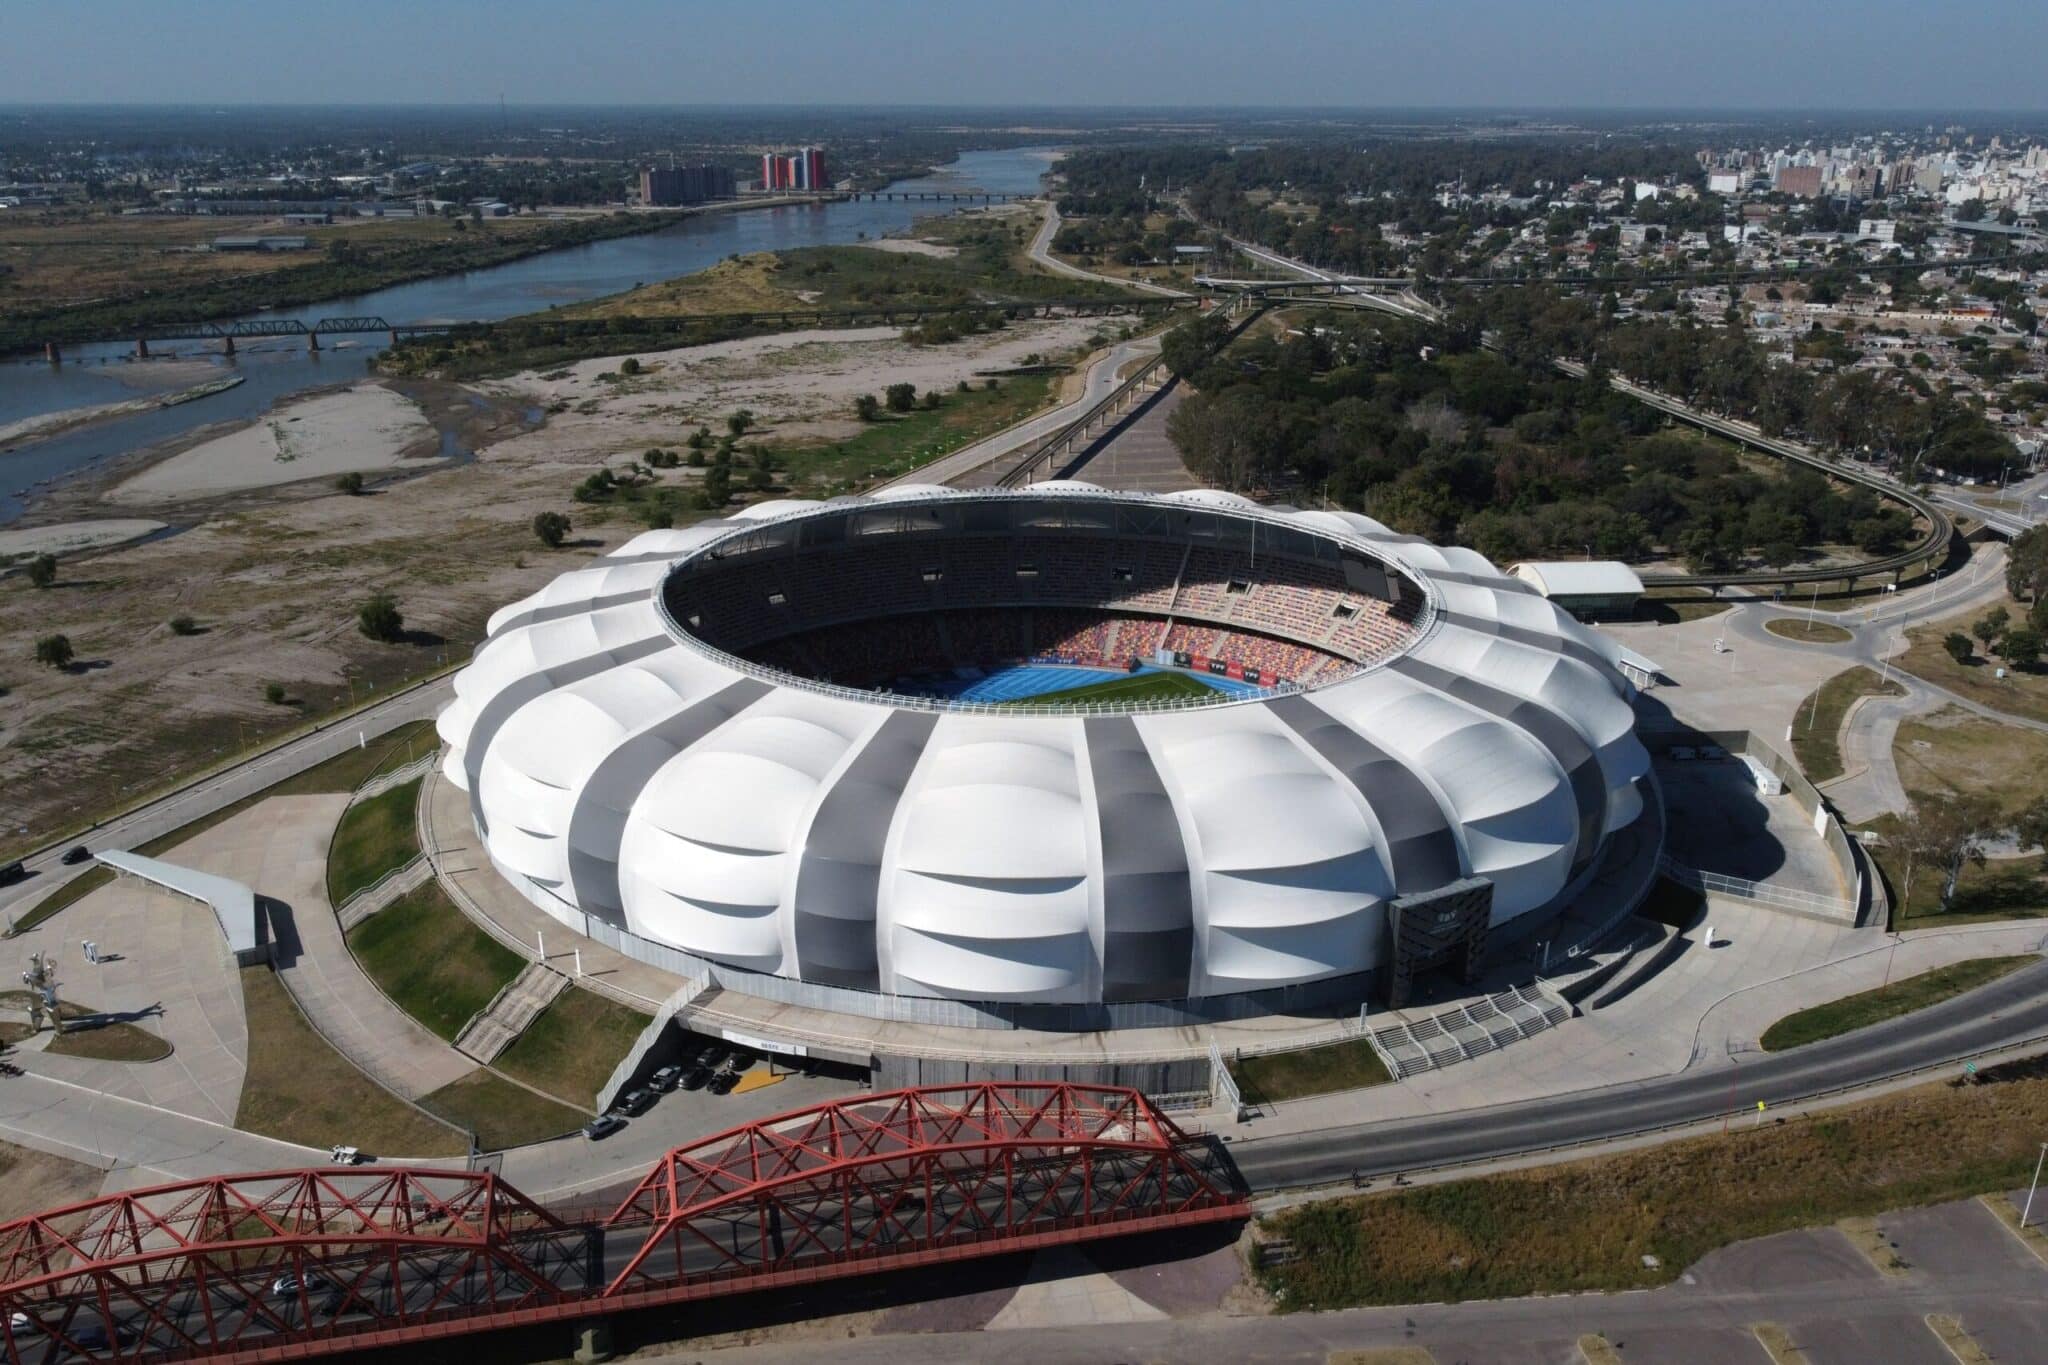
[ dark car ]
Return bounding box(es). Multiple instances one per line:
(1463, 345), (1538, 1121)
(0, 861), (23, 887)
(60, 845), (90, 866)
(647, 1065), (682, 1093)
(271, 1272), (334, 1299)
(582, 1113), (625, 1141)
(679, 1066), (714, 1092)
(614, 1087), (656, 1116)
(707, 1070), (740, 1096)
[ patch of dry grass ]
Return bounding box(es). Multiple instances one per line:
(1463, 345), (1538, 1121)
(1260, 1055), (2048, 1311)
(1901, 592), (2048, 724)
(1790, 666), (1905, 784)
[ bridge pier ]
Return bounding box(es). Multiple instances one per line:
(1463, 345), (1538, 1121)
(572, 1320), (614, 1363)
(221, 336), (235, 357)
(44, 341), (59, 365)
(307, 331), (320, 352)
(135, 338), (149, 359)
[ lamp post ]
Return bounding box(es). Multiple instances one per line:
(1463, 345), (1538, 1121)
(2024, 1142), (2048, 1229)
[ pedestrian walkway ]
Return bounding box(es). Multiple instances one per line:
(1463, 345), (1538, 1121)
(455, 961), (570, 1063)
(422, 765), (685, 1011)
(247, 794), (474, 1102)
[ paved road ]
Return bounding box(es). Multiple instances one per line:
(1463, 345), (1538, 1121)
(1228, 958), (2048, 1192)
(1027, 203), (1190, 298)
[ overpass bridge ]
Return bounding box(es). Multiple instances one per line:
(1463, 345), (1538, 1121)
(0, 1083), (1244, 1364)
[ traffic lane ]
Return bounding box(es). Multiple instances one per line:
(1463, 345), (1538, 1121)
(0, 676), (448, 915)
(1230, 961), (2048, 1190)
(1795, 1315), (1951, 1365)
(1604, 1325), (1774, 1364)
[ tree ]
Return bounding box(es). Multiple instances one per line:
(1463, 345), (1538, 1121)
(854, 394), (881, 422)
(532, 511), (571, 548)
(357, 592), (403, 643)
(1160, 312), (1230, 378)
(885, 383), (917, 413)
(1973, 606), (2010, 653)
(34, 634), (72, 669)
(2003, 627), (2043, 669)
(264, 681), (288, 705)
(169, 615), (199, 636)
(726, 408), (754, 436)
(619, 357), (642, 376)
(920, 389), (942, 410)
(700, 464), (731, 508)
(685, 426), (711, 450)
(26, 554), (56, 588)
(1893, 793), (1998, 913)
(1944, 632), (1973, 664)
(335, 471), (365, 496)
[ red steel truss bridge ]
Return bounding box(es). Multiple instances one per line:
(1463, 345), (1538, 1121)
(0, 1083), (1244, 1363)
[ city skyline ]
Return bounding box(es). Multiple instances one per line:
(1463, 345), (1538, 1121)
(4, 0), (2047, 111)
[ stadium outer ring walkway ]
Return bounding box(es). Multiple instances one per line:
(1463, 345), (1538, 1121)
(0, 1083), (1245, 1364)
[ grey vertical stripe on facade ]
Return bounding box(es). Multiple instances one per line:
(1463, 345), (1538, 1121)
(1388, 656), (1605, 876)
(791, 709), (939, 989)
(1263, 693), (1465, 892)
(463, 633), (673, 835)
(489, 588), (663, 639)
(1082, 716), (1195, 1003)
(562, 677), (770, 928)
(1435, 609), (1619, 683)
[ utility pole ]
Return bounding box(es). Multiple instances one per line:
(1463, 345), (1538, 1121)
(2024, 1141), (2048, 1229)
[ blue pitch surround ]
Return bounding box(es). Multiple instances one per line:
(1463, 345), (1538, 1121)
(903, 663), (1261, 703)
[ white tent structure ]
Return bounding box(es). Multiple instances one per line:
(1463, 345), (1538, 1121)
(440, 486), (1653, 1022)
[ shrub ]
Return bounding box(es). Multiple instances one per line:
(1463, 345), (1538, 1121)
(26, 554), (56, 588)
(168, 615), (199, 636)
(335, 471), (365, 496)
(1943, 631), (1973, 664)
(532, 511), (571, 548)
(619, 357), (642, 376)
(264, 681), (288, 705)
(685, 426), (711, 450)
(726, 408), (754, 436)
(358, 593), (404, 643)
(854, 394), (881, 422)
(885, 383), (917, 412)
(34, 634), (72, 669)
(920, 390), (942, 410)
(984, 377), (999, 391)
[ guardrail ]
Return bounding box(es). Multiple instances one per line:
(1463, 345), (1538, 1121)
(332, 853), (426, 926)
(1661, 857), (1856, 920)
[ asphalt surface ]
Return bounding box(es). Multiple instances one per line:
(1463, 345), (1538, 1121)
(1228, 958), (2048, 1191)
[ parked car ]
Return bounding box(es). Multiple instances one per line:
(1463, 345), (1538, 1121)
(614, 1088), (656, 1117)
(582, 1113), (625, 1141)
(60, 845), (90, 866)
(0, 861), (24, 887)
(647, 1065), (682, 1093)
(680, 1066), (714, 1092)
(708, 1070), (740, 1096)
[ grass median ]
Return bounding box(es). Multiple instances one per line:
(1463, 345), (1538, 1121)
(1258, 1052), (2048, 1311)
(1758, 955), (2038, 1052)
(346, 881), (526, 1043)
(420, 1070), (589, 1151)
(1788, 666), (1906, 784)
(325, 776), (423, 906)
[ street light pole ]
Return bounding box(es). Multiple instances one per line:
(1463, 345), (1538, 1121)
(2025, 1141), (2048, 1229)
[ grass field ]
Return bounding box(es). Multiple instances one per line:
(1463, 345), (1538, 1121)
(1901, 591), (2048, 724)
(325, 776), (423, 906)
(234, 964), (466, 1156)
(1763, 617), (1854, 644)
(346, 882), (526, 1042)
(1258, 1052), (2048, 1311)
(419, 1070), (588, 1151)
(1228, 1038), (1392, 1105)
(1758, 955), (2037, 1052)
(1788, 666), (1906, 784)
(1000, 670), (1217, 708)
(492, 987), (651, 1109)
(7, 720), (437, 937)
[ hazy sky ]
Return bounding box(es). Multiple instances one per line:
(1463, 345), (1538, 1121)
(6, 0), (2044, 111)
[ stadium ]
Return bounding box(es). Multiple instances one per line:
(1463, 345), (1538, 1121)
(438, 483), (1655, 1029)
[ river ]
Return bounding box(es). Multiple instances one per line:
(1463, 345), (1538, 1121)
(0, 146), (1058, 522)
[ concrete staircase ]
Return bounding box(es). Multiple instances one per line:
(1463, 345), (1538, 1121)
(351, 754), (435, 804)
(1366, 983), (1574, 1081)
(454, 962), (571, 1063)
(335, 857), (431, 930)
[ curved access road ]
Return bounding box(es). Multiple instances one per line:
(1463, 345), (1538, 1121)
(1230, 958), (2048, 1193)
(1028, 203), (1191, 298)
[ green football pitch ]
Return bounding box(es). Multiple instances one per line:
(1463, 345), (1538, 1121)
(999, 670), (1219, 707)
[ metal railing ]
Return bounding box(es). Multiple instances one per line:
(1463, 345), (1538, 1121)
(1660, 856), (1855, 919)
